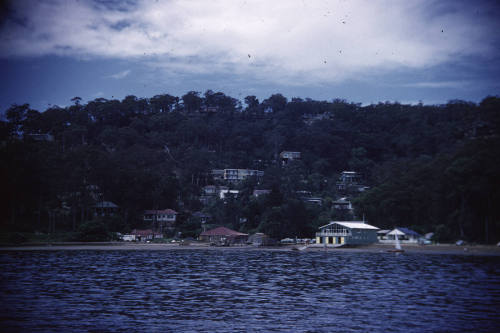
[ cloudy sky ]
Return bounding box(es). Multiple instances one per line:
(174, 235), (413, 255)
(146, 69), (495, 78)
(1, 0), (499, 111)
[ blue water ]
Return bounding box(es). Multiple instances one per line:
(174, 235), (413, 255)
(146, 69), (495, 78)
(1, 249), (500, 332)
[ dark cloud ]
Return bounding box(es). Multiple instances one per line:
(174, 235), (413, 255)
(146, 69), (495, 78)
(91, 0), (138, 12)
(0, 0), (499, 111)
(424, 0), (500, 25)
(0, 0), (29, 29)
(109, 20), (132, 31)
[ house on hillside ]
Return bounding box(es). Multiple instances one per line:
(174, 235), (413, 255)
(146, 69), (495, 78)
(211, 169), (264, 183)
(203, 185), (218, 195)
(386, 227), (421, 243)
(143, 209), (178, 231)
(200, 185), (227, 205)
(26, 133), (54, 142)
(198, 226), (248, 245)
(219, 189), (239, 199)
(211, 169), (225, 181)
(253, 189), (271, 197)
(315, 221), (379, 246)
(332, 198), (353, 210)
(192, 211), (211, 224)
(93, 201), (119, 217)
(302, 197), (323, 205)
(280, 151), (301, 165)
(336, 171), (367, 192)
(224, 169), (264, 182)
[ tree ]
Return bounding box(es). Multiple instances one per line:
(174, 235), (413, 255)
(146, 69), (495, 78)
(262, 94), (287, 113)
(150, 94), (179, 113)
(181, 91), (202, 112)
(6, 104), (32, 134)
(71, 96), (82, 106)
(244, 95), (259, 109)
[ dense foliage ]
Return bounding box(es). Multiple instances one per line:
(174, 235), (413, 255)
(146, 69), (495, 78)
(1, 92), (499, 243)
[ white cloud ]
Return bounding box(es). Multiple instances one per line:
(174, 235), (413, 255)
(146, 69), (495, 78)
(402, 81), (468, 89)
(1, 0), (498, 85)
(107, 69), (131, 79)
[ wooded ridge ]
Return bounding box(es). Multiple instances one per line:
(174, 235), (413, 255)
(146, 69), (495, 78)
(1, 91), (499, 243)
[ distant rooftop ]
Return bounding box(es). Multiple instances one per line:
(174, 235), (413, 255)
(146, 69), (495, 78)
(200, 226), (248, 237)
(319, 221), (379, 230)
(94, 201), (118, 208)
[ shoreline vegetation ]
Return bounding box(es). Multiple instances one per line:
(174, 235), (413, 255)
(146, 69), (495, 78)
(1, 242), (500, 256)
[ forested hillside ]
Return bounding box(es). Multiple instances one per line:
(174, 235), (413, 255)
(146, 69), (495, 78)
(1, 91), (499, 243)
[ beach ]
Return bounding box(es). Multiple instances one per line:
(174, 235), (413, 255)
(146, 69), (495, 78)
(1, 242), (500, 256)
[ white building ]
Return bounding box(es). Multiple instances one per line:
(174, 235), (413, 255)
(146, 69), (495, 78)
(316, 221), (379, 246)
(280, 151), (301, 165)
(219, 189), (239, 199)
(385, 227), (421, 244)
(224, 169), (264, 182)
(332, 198), (353, 210)
(211, 169), (264, 182)
(143, 209), (178, 232)
(122, 234), (136, 241)
(143, 209), (178, 223)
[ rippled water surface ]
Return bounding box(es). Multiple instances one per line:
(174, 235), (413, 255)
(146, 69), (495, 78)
(1, 249), (500, 332)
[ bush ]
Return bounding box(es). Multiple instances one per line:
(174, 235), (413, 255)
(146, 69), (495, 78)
(75, 219), (111, 242)
(9, 232), (28, 244)
(434, 224), (453, 243)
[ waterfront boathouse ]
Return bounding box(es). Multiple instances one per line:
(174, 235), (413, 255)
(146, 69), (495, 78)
(198, 226), (248, 245)
(316, 221), (379, 246)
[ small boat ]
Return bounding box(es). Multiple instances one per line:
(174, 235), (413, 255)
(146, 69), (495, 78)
(387, 234), (404, 253)
(291, 245), (309, 251)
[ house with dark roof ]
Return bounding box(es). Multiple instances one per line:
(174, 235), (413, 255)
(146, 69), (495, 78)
(387, 227), (422, 243)
(198, 226), (248, 245)
(93, 201), (119, 217)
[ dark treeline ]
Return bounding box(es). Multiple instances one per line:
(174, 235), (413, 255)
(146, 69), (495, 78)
(1, 91), (499, 243)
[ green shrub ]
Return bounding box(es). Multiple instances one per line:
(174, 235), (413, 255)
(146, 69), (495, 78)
(76, 219), (111, 242)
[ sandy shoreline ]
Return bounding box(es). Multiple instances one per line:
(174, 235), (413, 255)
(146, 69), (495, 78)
(1, 242), (500, 256)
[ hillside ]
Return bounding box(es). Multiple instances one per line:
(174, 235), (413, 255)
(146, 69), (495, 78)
(1, 92), (499, 243)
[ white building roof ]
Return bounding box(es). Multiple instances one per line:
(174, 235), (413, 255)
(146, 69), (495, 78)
(387, 229), (406, 236)
(387, 227), (421, 237)
(319, 221), (379, 230)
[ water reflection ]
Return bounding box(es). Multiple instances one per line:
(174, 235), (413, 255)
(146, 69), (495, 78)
(1, 250), (499, 332)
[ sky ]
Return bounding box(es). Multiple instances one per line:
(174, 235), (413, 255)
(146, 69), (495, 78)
(0, 0), (499, 112)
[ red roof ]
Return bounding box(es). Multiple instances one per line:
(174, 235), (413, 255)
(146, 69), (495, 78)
(131, 229), (162, 236)
(200, 226), (248, 237)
